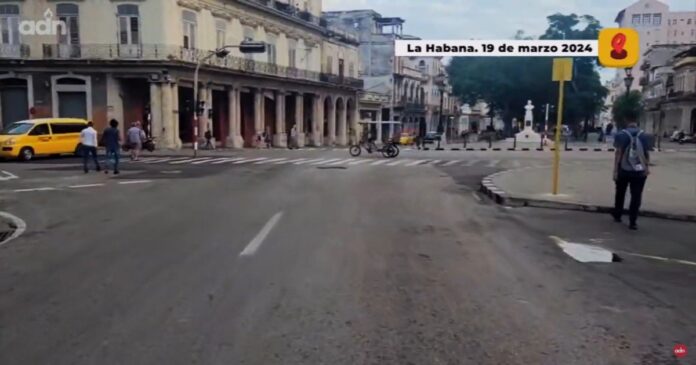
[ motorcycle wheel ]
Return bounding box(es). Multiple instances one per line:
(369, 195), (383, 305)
(349, 145), (361, 157)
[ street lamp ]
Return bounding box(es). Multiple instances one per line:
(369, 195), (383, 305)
(192, 41), (266, 156)
(623, 67), (634, 95)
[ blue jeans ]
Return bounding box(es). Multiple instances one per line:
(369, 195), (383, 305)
(106, 148), (120, 172)
(82, 146), (100, 172)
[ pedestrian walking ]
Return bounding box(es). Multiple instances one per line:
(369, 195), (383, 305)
(613, 119), (651, 230)
(204, 128), (215, 150)
(127, 121), (146, 161)
(101, 119), (121, 175)
(264, 127), (272, 148)
(80, 121), (101, 173)
(289, 125), (298, 149)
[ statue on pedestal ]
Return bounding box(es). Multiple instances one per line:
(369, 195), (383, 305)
(515, 100), (542, 143)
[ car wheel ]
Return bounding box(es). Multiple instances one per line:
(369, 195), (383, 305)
(19, 147), (34, 161)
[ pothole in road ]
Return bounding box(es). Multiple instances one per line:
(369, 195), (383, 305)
(550, 236), (621, 263)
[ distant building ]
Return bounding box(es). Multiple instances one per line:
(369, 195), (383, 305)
(323, 10), (458, 141)
(607, 0), (696, 115)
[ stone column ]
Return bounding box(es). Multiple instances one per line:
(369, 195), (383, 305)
(273, 90), (287, 147)
(327, 97), (336, 146)
(254, 89), (264, 143)
(312, 94), (322, 146)
(160, 81), (176, 149)
(149, 82), (162, 140)
(197, 85), (208, 143)
(226, 86), (244, 148)
(337, 101), (347, 146)
(171, 83), (182, 149)
(295, 93), (305, 147)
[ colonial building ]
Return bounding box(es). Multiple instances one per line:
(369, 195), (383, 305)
(0, 0), (363, 148)
(641, 45), (696, 135)
(607, 0), (696, 112)
(323, 10), (457, 141)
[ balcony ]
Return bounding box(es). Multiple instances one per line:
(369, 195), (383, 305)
(0, 44), (30, 59)
(319, 73), (364, 89)
(398, 66), (426, 80)
(239, 0), (321, 26)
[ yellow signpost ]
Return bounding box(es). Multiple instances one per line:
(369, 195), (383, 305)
(551, 58), (573, 195)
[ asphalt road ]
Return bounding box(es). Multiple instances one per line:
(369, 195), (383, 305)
(0, 150), (694, 364)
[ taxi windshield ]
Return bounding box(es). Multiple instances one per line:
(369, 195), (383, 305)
(0, 122), (33, 135)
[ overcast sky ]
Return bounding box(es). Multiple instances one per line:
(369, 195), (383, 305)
(323, 0), (695, 82)
(323, 0), (696, 40)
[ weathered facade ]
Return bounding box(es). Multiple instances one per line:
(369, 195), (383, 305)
(0, 0), (363, 148)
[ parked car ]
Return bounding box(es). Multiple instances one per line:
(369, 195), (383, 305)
(0, 118), (88, 161)
(423, 132), (441, 144)
(399, 133), (415, 145)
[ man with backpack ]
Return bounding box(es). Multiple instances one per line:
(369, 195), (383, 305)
(613, 119), (651, 230)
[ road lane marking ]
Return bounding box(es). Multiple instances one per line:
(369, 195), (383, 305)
(276, 158), (306, 164)
(348, 159), (370, 166)
(429, 160), (441, 165)
(68, 184), (105, 189)
(294, 158), (324, 165)
(13, 187), (56, 193)
(486, 160), (500, 168)
(0, 211), (26, 247)
(255, 158), (287, 165)
(240, 212), (284, 257)
(370, 160), (390, 166)
(233, 157), (268, 164)
(550, 236), (613, 263)
(170, 158), (211, 165)
(443, 160), (460, 166)
(463, 159), (479, 167)
(387, 159), (410, 166)
(311, 158), (341, 165)
(118, 180), (152, 185)
(327, 159), (354, 166)
(618, 252), (696, 267)
(512, 160), (522, 168)
(406, 160), (428, 166)
(211, 157), (245, 165)
(0, 170), (19, 181)
(192, 158), (229, 165)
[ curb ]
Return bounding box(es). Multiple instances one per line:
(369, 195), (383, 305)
(479, 171), (696, 223)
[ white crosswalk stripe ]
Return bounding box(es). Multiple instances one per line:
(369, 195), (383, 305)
(311, 158), (342, 165)
(429, 160), (441, 165)
(276, 158), (306, 164)
(210, 157), (245, 165)
(370, 160), (390, 166)
(234, 157), (268, 164)
(387, 159), (410, 166)
(405, 160), (429, 166)
(486, 160), (500, 168)
(170, 157), (212, 165)
(145, 157), (187, 164)
(463, 159), (479, 167)
(443, 160), (460, 166)
(295, 158), (324, 165)
(255, 158), (287, 165)
(348, 159), (370, 166)
(327, 158), (355, 166)
(192, 158), (229, 165)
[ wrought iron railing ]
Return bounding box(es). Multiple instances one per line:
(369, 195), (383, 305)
(0, 44), (30, 59)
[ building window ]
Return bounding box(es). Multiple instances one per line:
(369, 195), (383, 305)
(215, 20), (226, 49)
(642, 14), (651, 25)
(688, 19), (692, 25)
(288, 38), (297, 68)
(117, 5), (140, 45)
(57, 4), (79, 46)
(0, 4), (20, 45)
(266, 34), (277, 64)
(632, 14), (640, 25)
(182, 10), (197, 49)
(653, 14), (661, 25)
(326, 56), (333, 73)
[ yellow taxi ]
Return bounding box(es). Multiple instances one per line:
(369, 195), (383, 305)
(399, 133), (415, 145)
(0, 118), (89, 161)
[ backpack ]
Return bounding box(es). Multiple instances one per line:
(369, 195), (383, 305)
(621, 129), (646, 172)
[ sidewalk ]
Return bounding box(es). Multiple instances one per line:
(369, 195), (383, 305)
(482, 159), (696, 222)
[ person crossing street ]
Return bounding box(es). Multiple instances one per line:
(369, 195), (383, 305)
(80, 121), (101, 173)
(102, 119), (121, 175)
(613, 119), (651, 230)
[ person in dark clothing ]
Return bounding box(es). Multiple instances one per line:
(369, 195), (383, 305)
(613, 119), (651, 230)
(416, 119), (427, 150)
(101, 119), (121, 174)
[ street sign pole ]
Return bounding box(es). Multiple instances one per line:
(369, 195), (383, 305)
(551, 58), (573, 195)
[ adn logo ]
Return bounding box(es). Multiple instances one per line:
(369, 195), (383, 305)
(18, 9), (67, 36)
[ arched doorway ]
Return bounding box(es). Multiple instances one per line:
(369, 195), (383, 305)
(51, 75), (91, 120)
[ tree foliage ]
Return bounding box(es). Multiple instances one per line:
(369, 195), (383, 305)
(448, 13), (608, 133)
(611, 91), (643, 129)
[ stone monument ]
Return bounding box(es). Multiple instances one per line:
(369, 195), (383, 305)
(515, 100), (542, 143)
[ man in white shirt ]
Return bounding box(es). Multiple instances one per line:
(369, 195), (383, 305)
(80, 121), (101, 173)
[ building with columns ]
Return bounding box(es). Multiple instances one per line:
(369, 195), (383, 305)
(0, 0), (363, 149)
(323, 10), (457, 141)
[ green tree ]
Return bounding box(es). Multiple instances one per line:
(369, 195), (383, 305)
(448, 14), (608, 134)
(611, 91), (642, 129)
